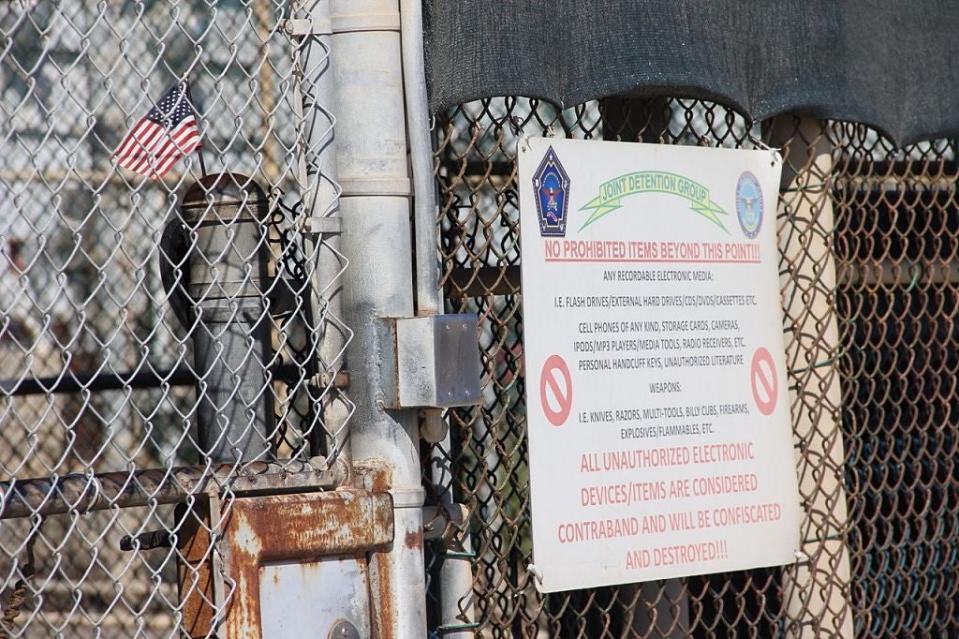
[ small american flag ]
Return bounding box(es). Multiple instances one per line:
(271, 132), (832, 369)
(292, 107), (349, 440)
(114, 81), (202, 178)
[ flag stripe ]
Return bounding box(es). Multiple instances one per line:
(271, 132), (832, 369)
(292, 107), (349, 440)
(143, 117), (196, 157)
(114, 118), (154, 159)
(128, 129), (173, 173)
(144, 138), (200, 177)
(118, 123), (165, 163)
(129, 117), (199, 174)
(121, 123), (167, 171)
(148, 125), (202, 175)
(125, 117), (195, 172)
(154, 133), (202, 176)
(114, 83), (203, 178)
(116, 125), (162, 166)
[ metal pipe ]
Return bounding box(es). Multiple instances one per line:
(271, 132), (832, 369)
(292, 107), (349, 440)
(0, 366), (195, 396)
(0, 461), (343, 520)
(298, 0), (352, 463)
(767, 116), (854, 639)
(331, 0), (427, 635)
(400, 2), (477, 633)
(400, 0), (442, 318)
(0, 467), (198, 520)
(179, 175), (274, 464)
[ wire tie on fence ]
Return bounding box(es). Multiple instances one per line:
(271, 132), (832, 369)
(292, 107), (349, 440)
(804, 532), (844, 544)
(527, 563), (544, 589)
(905, 263), (923, 292)
(508, 116), (532, 154)
(83, 471), (102, 513)
(751, 137), (783, 166)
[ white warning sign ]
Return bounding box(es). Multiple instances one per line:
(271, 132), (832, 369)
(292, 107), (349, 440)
(519, 137), (801, 592)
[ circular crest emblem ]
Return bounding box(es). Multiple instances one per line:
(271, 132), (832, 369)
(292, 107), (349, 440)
(736, 172), (763, 239)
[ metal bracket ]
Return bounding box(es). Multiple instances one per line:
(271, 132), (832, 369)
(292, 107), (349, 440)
(303, 216), (343, 235)
(284, 12), (401, 37)
(389, 314), (482, 409)
(331, 11), (401, 33)
(283, 18), (332, 37)
(338, 176), (411, 198)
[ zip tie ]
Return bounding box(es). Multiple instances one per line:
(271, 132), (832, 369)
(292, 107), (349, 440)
(752, 137), (784, 166)
(509, 116), (532, 154)
(527, 563), (544, 589)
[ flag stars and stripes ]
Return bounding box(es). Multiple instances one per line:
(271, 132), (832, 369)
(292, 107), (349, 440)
(113, 82), (203, 178)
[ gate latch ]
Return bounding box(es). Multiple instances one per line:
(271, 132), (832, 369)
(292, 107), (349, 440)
(390, 314), (482, 409)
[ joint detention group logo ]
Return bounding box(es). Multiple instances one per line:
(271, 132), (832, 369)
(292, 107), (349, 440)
(533, 146), (570, 237)
(736, 171), (763, 239)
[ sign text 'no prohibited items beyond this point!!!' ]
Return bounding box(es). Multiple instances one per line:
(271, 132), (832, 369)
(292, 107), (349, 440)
(519, 137), (801, 593)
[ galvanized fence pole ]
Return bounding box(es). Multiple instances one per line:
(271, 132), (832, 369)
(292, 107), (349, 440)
(768, 117), (855, 638)
(332, 0), (428, 635)
(400, 0), (477, 635)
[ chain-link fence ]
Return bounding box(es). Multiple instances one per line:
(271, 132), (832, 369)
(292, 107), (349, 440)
(0, 1), (349, 636)
(4, 1), (959, 637)
(429, 97), (959, 637)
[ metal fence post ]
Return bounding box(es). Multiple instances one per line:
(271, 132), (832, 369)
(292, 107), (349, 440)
(768, 117), (854, 638)
(331, 0), (428, 636)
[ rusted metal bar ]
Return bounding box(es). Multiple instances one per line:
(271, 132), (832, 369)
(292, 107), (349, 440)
(0, 459), (346, 520)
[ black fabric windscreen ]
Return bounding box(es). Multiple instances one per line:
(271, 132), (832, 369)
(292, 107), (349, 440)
(424, 0), (959, 146)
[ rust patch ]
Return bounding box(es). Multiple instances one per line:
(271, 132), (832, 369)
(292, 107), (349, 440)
(369, 545), (395, 639)
(351, 460), (393, 493)
(404, 530), (423, 550)
(177, 499), (214, 638)
(217, 489), (393, 638)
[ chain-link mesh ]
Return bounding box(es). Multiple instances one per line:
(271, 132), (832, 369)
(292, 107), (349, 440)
(428, 97), (959, 637)
(4, 1), (958, 636)
(0, 1), (349, 636)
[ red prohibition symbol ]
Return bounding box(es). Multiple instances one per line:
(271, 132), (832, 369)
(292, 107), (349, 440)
(750, 347), (779, 416)
(540, 354), (573, 426)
